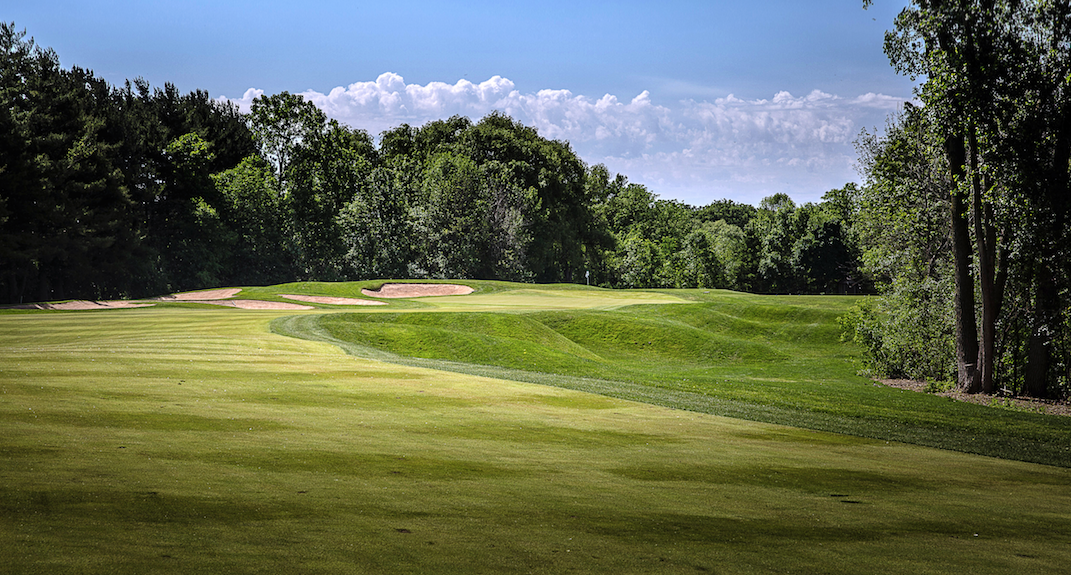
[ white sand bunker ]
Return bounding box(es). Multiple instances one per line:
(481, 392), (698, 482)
(360, 283), (475, 298)
(33, 300), (156, 311)
(159, 288), (242, 301)
(196, 299), (314, 310)
(12, 288), (314, 311)
(156, 288), (311, 309)
(280, 294), (386, 306)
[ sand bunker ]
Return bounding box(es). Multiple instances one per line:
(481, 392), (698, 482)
(13, 284), (469, 311)
(159, 288), (242, 301)
(192, 299), (314, 310)
(10, 288), (315, 311)
(361, 283), (474, 298)
(155, 288), (315, 308)
(280, 294), (387, 306)
(30, 300), (157, 311)
(156, 288), (313, 309)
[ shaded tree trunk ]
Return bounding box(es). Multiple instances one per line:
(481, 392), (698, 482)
(1024, 267), (1057, 397)
(945, 134), (981, 392)
(1024, 99), (1071, 398)
(968, 127), (999, 394)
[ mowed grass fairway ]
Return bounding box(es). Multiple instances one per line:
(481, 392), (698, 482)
(2, 282), (1070, 574)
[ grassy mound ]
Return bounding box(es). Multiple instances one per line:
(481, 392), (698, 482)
(276, 287), (1071, 467)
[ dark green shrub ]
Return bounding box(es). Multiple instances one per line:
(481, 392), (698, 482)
(839, 276), (955, 384)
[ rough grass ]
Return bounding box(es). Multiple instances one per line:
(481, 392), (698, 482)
(2, 283), (1070, 574)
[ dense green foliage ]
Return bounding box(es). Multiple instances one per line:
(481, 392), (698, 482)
(1, 23), (861, 305)
(588, 172), (863, 294)
(846, 1), (1071, 399)
(0, 23), (257, 301)
(843, 106), (958, 383)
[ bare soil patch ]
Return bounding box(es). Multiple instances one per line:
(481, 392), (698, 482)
(361, 283), (474, 298)
(280, 294), (386, 306)
(881, 379), (1071, 416)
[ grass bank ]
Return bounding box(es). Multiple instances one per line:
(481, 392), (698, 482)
(274, 284), (1071, 467)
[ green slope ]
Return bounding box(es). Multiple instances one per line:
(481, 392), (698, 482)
(274, 286), (1071, 467)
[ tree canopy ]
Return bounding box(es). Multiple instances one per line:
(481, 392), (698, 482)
(1, 21), (865, 307)
(846, 0), (1071, 399)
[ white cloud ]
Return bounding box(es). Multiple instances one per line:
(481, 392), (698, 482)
(219, 74), (908, 206)
(225, 87), (264, 113)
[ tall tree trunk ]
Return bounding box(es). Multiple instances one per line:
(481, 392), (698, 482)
(945, 134), (981, 392)
(1025, 98), (1071, 397)
(968, 127), (998, 394)
(1024, 267), (1057, 397)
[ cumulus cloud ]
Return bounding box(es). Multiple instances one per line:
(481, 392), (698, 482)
(219, 74), (908, 205)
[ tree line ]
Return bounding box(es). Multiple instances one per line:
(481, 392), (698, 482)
(844, 0), (1071, 399)
(0, 22), (862, 307)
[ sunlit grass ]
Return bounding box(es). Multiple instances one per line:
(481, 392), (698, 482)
(2, 284), (1070, 574)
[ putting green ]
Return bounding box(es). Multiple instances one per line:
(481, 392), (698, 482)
(2, 286), (1070, 574)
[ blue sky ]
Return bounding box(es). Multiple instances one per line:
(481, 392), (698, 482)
(8, 0), (916, 206)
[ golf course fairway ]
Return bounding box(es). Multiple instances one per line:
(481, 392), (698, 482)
(2, 281), (1069, 574)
